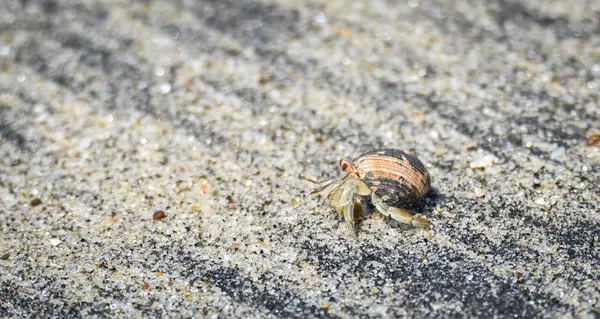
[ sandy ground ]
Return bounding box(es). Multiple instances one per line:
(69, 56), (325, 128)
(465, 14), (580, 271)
(0, 0), (599, 317)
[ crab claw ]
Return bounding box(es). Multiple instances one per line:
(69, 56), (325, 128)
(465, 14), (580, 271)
(388, 207), (429, 228)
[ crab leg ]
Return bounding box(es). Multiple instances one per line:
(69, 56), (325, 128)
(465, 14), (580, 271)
(308, 173), (355, 197)
(333, 179), (360, 237)
(371, 193), (428, 228)
(330, 186), (344, 215)
(308, 179), (337, 196)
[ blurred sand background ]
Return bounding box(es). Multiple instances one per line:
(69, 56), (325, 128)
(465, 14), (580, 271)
(0, 0), (599, 317)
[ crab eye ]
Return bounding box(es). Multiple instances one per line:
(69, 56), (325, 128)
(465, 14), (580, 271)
(339, 159), (351, 172)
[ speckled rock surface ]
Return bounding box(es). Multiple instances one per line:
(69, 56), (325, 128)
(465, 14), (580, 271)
(0, 0), (599, 318)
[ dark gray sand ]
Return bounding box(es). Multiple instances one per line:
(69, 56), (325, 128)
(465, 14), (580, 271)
(1, 0), (599, 317)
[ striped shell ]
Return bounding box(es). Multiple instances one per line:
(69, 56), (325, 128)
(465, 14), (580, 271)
(353, 149), (431, 205)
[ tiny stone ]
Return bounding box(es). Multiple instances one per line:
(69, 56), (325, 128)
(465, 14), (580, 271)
(314, 12), (327, 24)
(1, 253), (9, 260)
(153, 211), (166, 220)
(586, 134), (600, 147)
(0, 45), (10, 56)
(49, 238), (61, 246)
(158, 82), (172, 94)
(469, 155), (498, 169)
(515, 272), (524, 282)
(30, 198), (42, 206)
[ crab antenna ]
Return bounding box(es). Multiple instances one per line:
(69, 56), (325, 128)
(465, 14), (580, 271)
(299, 175), (320, 184)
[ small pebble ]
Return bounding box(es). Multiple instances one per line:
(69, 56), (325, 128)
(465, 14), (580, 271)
(153, 211), (166, 220)
(469, 155), (498, 169)
(30, 198), (42, 206)
(49, 238), (61, 246)
(586, 134), (600, 147)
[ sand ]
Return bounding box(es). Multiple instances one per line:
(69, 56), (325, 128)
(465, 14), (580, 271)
(0, 0), (599, 317)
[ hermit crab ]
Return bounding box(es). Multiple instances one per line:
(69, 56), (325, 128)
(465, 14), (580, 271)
(309, 148), (431, 237)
